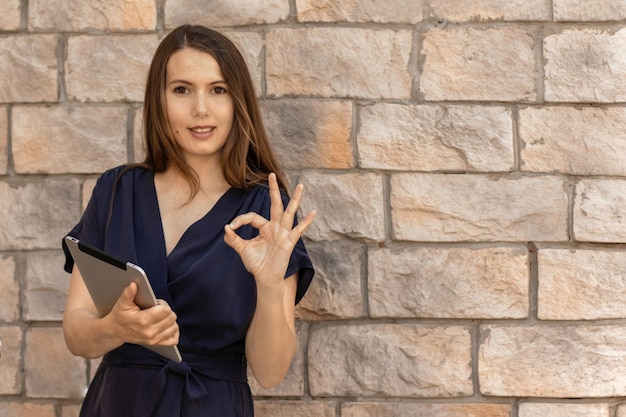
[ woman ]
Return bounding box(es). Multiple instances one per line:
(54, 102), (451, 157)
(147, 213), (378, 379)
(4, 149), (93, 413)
(62, 25), (316, 417)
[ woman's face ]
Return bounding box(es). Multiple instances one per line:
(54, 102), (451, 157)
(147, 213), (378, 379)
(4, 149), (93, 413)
(164, 47), (234, 165)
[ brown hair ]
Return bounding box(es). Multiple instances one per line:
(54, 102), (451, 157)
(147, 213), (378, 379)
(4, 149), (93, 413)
(141, 25), (288, 196)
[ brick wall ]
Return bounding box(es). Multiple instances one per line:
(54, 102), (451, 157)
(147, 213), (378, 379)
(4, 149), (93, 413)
(1, 0), (626, 416)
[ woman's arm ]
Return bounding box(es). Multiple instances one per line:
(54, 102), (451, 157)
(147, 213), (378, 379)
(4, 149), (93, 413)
(224, 173), (315, 388)
(63, 265), (179, 359)
(244, 273), (298, 388)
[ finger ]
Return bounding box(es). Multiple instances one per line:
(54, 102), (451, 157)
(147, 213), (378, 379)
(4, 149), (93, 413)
(289, 209), (317, 240)
(268, 173), (284, 222)
(281, 183), (304, 229)
(228, 212), (269, 231)
(224, 224), (246, 254)
(118, 282), (138, 307)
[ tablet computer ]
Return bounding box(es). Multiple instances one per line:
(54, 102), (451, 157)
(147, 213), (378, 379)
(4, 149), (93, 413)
(64, 235), (182, 363)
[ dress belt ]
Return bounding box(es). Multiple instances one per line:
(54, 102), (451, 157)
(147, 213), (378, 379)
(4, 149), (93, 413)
(102, 348), (247, 417)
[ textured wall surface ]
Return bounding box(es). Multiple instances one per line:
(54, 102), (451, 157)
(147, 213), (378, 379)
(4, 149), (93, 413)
(2, 0), (626, 416)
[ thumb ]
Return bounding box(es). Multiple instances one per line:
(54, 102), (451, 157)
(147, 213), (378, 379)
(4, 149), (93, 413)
(118, 282), (138, 306)
(224, 224), (244, 253)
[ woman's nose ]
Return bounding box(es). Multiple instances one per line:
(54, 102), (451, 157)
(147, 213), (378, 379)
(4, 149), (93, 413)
(193, 95), (210, 117)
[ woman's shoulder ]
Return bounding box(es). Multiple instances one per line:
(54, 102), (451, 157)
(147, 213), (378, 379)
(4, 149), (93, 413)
(96, 164), (150, 186)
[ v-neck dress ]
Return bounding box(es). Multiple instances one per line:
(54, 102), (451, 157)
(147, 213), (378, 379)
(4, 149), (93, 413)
(62, 165), (315, 417)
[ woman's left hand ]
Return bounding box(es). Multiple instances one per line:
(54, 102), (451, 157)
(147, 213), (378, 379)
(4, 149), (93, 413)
(224, 173), (316, 289)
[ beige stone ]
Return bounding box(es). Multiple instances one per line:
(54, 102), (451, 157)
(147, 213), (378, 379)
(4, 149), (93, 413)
(554, 0), (626, 21)
(132, 107), (145, 163)
(255, 401), (336, 417)
(67, 34), (159, 102)
(539, 249), (626, 320)
(297, 243), (364, 320)
(82, 178), (98, 211)
(0, 178), (80, 250)
(0, 403), (55, 417)
(0, 107), (7, 174)
(308, 324), (473, 397)
(0, 35), (57, 103)
(520, 106), (626, 175)
(12, 106), (127, 174)
(24, 251), (69, 321)
(342, 403), (512, 417)
(165, 0), (289, 27)
(480, 325), (626, 396)
(223, 31), (264, 96)
(262, 99), (354, 169)
(431, 0), (551, 22)
(0, 0), (20, 30)
(296, 0), (424, 23)
(545, 29), (626, 102)
(29, 0), (156, 31)
(266, 28), (412, 99)
(358, 104), (513, 171)
(421, 27), (536, 101)
(519, 403), (610, 417)
(298, 172), (385, 241)
(574, 179), (626, 242)
(25, 327), (87, 399)
(369, 247), (528, 319)
(0, 327), (22, 394)
(0, 256), (19, 322)
(62, 405), (82, 417)
(249, 323), (305, 396)
(391, 174), (568, 242)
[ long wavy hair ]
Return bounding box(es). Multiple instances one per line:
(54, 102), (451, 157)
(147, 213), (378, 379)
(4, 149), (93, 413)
(141, 25), (288, 196)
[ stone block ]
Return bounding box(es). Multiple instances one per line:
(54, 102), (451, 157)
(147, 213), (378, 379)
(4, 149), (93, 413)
(369, 247), (528, 319)
(342, 403), (512, 417)
(520, 106), (626, 175)
(0, 256), (19, 322)
(573, 179), (626, 242)
(0, 107), (7, 174)
(0, 327), (22, 394)
(249, 323), (306, 396)
(223, 31), (264, 96)
(519, 403), (610, 417)
(67, 34), (159, 102)
(0, 0), (20, 30)
(25, 327), (87, 399)
(0, 35), (57, 103)
(28, 0), (156, 31)
(262, 99), (353, 169)
(358, 104), (513, 171)
(298, 172), (385, 241)
(479, 325), (626, 397)
(554, 0), (626, 21)
(296, 0), (424, 23)
(0, 403), (55, 417)
(430, 0), (551, 22)
(308, 324), (473, 397)
(165, 0), (289, 27)
(62, 405), (82, 417)
(545, 29), (626, 102)
(12, 106), (127, 174)
(296, 242), (364, 320)
(82, 178), (98, 211)
(391, 173), (568, 242)
(24, 251), (69, 321)
(421, 27), (536, 101)
(539, 249), (626, 320)
(266, 28), (412, 99)
(255, 401), (336, 417)
(0, 178), (80, 250)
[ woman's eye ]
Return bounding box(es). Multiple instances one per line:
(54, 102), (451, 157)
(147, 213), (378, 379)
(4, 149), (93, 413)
(173, 86), (188, 94)
(213, 86), (227, 94)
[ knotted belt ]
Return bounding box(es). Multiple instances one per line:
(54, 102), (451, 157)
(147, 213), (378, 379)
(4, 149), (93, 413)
(101, 348), (247, 417)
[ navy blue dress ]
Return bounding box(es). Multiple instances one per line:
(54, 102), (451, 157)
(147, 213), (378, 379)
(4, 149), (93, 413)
(62, 165), (314, 417)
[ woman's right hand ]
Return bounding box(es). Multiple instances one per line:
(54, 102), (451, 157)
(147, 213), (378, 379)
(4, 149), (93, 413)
(107, 282), (179, 347)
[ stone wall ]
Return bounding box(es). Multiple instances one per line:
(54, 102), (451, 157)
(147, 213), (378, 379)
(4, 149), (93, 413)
(1, 0), (626, 416)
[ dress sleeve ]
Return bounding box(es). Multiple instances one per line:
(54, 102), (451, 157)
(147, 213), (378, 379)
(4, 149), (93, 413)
(61, 168), (119, 273)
